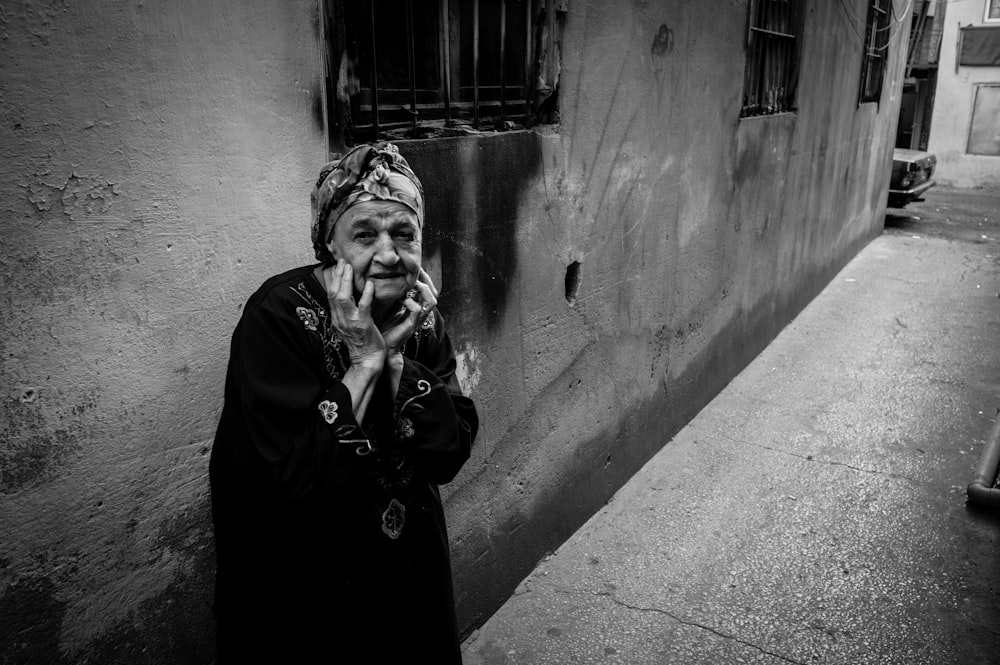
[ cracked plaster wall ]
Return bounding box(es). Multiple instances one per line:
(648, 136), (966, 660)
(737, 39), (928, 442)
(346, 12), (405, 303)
(0, 0), (907, 660)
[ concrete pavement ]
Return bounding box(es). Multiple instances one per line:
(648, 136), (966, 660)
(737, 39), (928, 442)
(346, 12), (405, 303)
(460, 188), (1000, 665)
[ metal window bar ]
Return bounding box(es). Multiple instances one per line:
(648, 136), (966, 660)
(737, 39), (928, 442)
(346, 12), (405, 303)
(349, 0), (536, 138)
(547, 0), (556, 118)
(406, 0), (417, 130)
(500, 0), (507, 123)
(524, 0), (532, 120)
(860, 0), (890, 102)
(743, 0), (797, 116)
(441, 0), (451, 124)
(473, 0), (480, 128)
(370, 1), (380, 137)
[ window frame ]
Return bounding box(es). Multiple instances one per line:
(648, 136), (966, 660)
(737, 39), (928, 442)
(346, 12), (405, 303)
(966, 82), (1000, 155)
(985, 0), (1000, 23)
(740, 0), (805, 118)
(323, 0), (561, 147)
(858, 0), (892, 105)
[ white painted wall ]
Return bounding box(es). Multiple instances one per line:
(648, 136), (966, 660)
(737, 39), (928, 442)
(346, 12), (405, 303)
(927, 0), (1000, 187)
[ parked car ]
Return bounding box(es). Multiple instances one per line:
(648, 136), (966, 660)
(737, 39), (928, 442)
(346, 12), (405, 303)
(888, 148), (936, 207)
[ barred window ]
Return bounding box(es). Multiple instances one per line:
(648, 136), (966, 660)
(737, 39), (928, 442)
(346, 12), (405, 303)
(859, 0), (891, 103)
(741, 0), (804, 118)
(325, 0), (563, 145)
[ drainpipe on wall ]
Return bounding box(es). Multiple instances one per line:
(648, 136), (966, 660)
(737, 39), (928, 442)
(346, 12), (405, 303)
(967, 413), (1000, 509)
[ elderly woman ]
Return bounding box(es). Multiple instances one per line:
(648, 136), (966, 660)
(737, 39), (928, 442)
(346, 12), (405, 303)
(209, 143), (478, 663)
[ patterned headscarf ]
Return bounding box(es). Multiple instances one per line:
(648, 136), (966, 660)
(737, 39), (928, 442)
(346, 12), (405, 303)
(310, 142), (424, 263)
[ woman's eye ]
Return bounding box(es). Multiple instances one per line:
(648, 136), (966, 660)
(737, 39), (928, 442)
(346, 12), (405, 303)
(354, 231), (376, 241)
(394, 232), (415, 242)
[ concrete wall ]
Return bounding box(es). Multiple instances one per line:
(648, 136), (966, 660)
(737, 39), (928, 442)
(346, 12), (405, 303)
(432, 0), (909, 631)
(0, 1), (326, 662)
(0, 0), (906, 661)
(927, 1), (1000, 186)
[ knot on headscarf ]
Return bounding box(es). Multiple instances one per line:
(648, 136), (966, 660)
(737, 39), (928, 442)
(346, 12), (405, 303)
(310, 142), (424, 263)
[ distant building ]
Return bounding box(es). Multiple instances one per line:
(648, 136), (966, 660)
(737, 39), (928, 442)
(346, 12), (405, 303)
(927, 0), (1000, 186)
(897, 0), (946, 151)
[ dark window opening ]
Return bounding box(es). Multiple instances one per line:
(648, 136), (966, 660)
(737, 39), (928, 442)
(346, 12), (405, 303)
(326, 0), (563, 145)
(741, 0), (804, 118)
(859, 0), (892, 104)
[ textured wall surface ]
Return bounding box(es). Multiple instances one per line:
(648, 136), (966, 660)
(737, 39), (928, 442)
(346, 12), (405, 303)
(927, 1), (1000, 187)
(422, 0), (907, 631)
(1, 0), (906, 661)
(0, 0), (326, 662)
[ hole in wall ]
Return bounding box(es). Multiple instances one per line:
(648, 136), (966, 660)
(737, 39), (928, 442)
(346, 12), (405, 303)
(564, 261), (581, 306)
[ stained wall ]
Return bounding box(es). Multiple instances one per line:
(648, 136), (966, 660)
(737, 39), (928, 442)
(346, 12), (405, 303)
(427, 0), (908, 629)
(0, 0), (906, 661)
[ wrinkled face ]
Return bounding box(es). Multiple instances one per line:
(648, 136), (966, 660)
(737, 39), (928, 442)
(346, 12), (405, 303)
(326, 200), (422, 307)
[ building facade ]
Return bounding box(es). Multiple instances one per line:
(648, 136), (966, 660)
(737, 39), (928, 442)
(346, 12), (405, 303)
(0, 0), (908, 661)
(896, 0), (946, 150)
(927, 0), (1000, 186)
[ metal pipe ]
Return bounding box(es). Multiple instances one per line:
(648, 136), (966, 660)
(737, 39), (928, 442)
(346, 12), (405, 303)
(956, 22), (963, 75)
(546, 0), (555, 97)
(524, 0), (533, 120)
(500, 0), (507, 123)
(441, 0), (451, 124)
(473, 0), (480, 128)
(406, 0), (417, 130)
(967, 413), (1000, 509)
(370, 0), (380, 137)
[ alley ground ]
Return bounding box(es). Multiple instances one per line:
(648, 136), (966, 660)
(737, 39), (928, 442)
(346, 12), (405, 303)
(461, 187), (1000, 665)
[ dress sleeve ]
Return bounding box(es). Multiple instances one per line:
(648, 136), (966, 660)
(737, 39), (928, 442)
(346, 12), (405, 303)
(394, 310), (479, 485)
(235, 297), (370, 502)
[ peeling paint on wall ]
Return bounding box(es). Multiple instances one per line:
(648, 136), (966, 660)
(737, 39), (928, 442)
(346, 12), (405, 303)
(0, 391), (88, 494)
(454, 344), (482, 397)
(24, 171), (121, 219)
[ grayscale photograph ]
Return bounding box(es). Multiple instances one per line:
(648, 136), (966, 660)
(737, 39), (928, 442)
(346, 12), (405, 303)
(1, 1), (998, 663)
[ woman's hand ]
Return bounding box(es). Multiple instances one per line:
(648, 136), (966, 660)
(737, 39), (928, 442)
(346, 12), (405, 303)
(380, 268), (440, 354)
(325, 260), (386, 370)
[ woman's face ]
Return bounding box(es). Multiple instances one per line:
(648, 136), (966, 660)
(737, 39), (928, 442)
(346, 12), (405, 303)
(326, 200), (422, 308)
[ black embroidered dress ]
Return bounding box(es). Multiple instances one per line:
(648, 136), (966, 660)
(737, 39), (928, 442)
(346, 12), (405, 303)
(209, 264), (478, 664)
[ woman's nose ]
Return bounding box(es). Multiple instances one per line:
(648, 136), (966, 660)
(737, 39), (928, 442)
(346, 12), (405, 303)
(373, 234), (399, 264)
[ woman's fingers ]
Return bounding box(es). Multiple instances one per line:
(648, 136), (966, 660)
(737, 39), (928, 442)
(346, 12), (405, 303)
(413, 279), (437, 312)
(357, 280), (375, 314)
(418, 268), (440, 299)
(324, 260), (340, 296)
(335, 262), (355, 305)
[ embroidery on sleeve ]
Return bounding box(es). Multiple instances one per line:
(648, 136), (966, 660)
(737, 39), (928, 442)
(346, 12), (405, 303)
(352, 439), (374, 456)
(381, 498), (406, 540)
(290, 281), (349, 381)
(408, 310), (437, 356)
(296, 307), (319, 331)
(399, 379), (432, 414)
(395, 417), (415, 440)
(317, 400), (338, 424)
